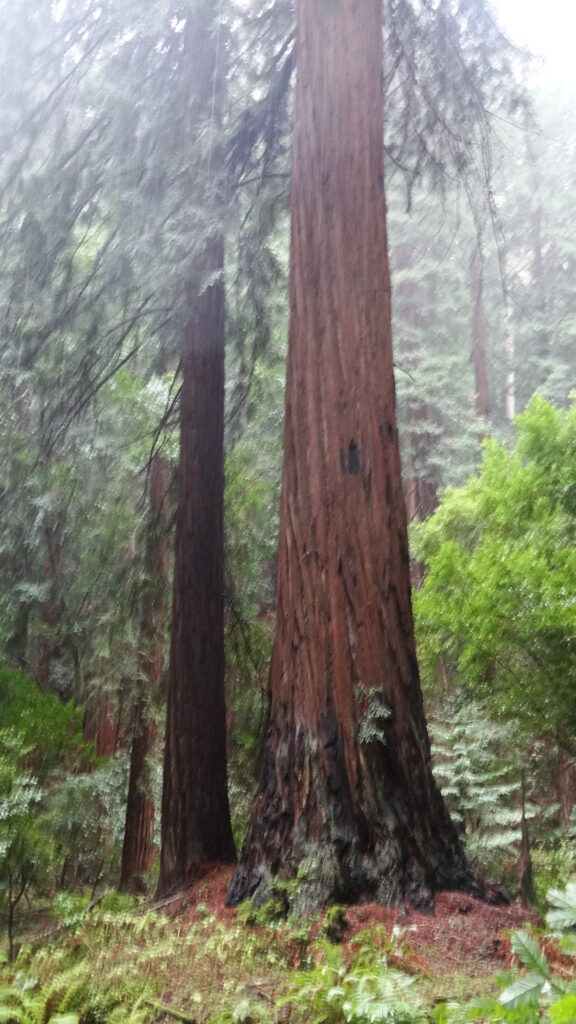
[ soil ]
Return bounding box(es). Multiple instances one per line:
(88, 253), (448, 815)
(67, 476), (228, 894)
(155, 865), (538, 978)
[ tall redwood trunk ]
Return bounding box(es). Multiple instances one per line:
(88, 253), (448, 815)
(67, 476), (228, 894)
(157, 233), (236, 895)
(156, 5), (236, 897)
(228, 0), (473, 909)
(120, 455), (170, 893)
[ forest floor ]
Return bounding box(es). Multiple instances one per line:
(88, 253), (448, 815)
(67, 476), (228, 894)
(167, 864), (534, 977)
(2, 865), (555, 1024)
(145, 864), (541, 1014)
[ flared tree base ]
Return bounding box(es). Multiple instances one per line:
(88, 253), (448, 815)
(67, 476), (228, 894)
(227, 722), (486, 912)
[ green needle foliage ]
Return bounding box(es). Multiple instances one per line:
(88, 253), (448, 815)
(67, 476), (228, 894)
(430, 701), (539, 882)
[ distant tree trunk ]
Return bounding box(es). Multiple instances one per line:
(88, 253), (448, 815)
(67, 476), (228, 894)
(406, 456), (437, 587)
(228, 0), (474, 910)
(120, 455), (170, 893)
(5, 604), (30, 670)
(526, 135), (550, 364)
(519, 774), (536, 909)
(405, 402), (438, 526)
(83, 687), (119, 756)
(557, 744), (576, 826)
(35, 544), (60, 693)
(469, 238), (490, 420)
(505, 326), (516, 422)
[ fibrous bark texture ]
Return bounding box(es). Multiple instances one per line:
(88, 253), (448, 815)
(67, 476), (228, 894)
(156, 3), (236, 897)
(120, 454), (170, 894)
(84, 688), (119, 756)
(228, 0), (475, 910)
(157, 234), (236, 896)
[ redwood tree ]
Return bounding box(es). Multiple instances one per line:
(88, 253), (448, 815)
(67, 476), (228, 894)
(470, 235), (490, 422)
(120, 454), (170, 893)
(228, 0), (475, 909)
(156, 5), (236, 895)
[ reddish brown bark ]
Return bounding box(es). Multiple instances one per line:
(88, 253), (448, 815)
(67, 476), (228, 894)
(228, 0), (474, 910)
(157, 232), (236, 895)
(120, 455), (170, 893)
(156, 5), (236, 897)
(83, 689), (119, 756)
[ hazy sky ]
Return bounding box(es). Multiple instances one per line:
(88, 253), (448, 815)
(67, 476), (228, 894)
(492, 0), (576, 87)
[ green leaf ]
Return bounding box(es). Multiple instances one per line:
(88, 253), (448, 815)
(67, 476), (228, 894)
(546, 882), (576, 932)
(511, 932), (549, 979)
(499, 973), (545, 1009)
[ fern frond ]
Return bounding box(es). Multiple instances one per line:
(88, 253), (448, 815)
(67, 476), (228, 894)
(546, 882), (576, 932)
(511, 931), (549, 979)
(499, 973), (545, 1010)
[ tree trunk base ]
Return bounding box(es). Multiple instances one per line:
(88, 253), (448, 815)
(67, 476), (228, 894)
(227, 720), (485, 912)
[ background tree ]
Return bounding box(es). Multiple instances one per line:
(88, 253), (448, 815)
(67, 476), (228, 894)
(157, 3), (237, 895)
(120, 452), (170, 894)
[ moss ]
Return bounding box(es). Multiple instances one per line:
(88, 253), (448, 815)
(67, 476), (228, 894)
(322, 904), (348, 943)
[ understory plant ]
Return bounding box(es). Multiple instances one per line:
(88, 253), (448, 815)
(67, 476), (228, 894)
(437, 880), (576, 1022)
(277, 932), (426, 1024)
(430, 700), (544, 889)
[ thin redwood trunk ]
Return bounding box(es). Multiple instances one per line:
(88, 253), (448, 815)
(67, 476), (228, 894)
(156, 5), (236, 897)
(469, 239), (489, 420)
(120, 455), (170, 893)
(84, 689), (119, 756)
(157, 232), (236, 895)
(35, 545), (60, 692)
(526, 135), (550, 362)
(557, 744), (576, 826)
(405, 402), (438, 525)
(228, 0), (473, 909)
(406, 476), (437, 522)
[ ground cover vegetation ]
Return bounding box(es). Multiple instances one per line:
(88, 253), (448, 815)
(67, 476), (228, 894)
(0, 0), (575, 1018)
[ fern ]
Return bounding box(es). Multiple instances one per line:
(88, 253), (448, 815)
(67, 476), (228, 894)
(0, 981), (81, 1024)
(546, 881), (576, 932)
(498, 884), (576, 1016)
(510, 931), (549, 979)
(277, 937), (425, 1024)
(430, 700), (534, 877)
(344, 969), (425, 1022)
(499, 972), (548, 1010)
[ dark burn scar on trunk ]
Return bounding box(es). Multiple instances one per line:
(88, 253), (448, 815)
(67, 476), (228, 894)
(340, 439), (361, 476)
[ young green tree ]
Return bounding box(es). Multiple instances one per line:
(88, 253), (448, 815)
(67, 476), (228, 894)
(413, 397), (576, 817)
